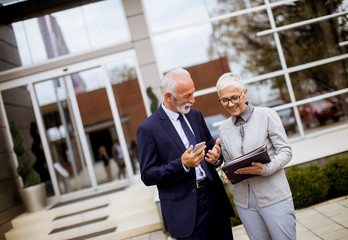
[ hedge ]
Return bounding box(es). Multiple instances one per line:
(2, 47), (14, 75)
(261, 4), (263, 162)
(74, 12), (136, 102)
(286, 155), (348, 209)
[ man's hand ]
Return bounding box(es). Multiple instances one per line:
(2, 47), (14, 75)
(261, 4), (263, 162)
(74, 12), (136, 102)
(234, 162), (263, 175)
(181, 144), (206, 168)
(205, 138), (221, 164)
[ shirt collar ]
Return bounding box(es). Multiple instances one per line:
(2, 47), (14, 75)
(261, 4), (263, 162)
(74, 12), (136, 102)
(161, 103), (180, 121)
(232, 102), (255, 124)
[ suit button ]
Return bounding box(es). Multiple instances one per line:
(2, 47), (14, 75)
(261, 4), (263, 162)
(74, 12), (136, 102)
(192, 189), (196, 194)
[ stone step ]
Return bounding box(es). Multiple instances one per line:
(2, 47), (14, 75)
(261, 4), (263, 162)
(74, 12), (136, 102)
(10, 183), (154, 228)
(5, 183), (162, 240)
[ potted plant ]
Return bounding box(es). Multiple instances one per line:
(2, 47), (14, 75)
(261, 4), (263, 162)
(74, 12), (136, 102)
(10, 120), (46, 212)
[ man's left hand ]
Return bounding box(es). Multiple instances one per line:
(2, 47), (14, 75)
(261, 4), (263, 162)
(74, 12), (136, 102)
(205, 138), (221, 164)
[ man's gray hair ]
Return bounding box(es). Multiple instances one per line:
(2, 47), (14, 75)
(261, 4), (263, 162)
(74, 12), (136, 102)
(160, 68), (191, 96)
(216, 73), (244, 97)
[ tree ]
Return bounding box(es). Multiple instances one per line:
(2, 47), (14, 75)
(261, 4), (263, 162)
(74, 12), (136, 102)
(208, 0), (348, 108)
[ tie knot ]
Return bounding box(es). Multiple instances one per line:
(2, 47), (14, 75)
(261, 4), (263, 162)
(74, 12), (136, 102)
(178, 114), (184, 121)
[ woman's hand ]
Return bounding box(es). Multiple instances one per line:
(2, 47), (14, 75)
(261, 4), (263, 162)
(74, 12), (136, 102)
(234, 162), (263, 175)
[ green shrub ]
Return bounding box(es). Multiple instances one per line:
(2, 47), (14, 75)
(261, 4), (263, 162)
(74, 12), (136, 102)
(322, 156), (348, 197)
(146, 86), (159, 114)
(286, 165), (329, 209)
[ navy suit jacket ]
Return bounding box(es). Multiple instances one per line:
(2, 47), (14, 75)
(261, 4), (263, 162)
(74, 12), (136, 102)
(136, 106), (234, 238)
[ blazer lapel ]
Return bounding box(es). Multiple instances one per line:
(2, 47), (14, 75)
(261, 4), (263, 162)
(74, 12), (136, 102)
(158, 107), (186, 153)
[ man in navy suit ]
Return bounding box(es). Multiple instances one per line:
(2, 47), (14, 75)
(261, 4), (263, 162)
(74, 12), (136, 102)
(136, 68), (234, 239)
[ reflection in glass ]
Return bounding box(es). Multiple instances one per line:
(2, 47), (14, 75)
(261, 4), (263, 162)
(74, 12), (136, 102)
(12, 19), (48, 65)
(12, 0), (130, 66)
(273, 1), (348, 27)
(290, 61), (348, 101)
(34, 78), (91, 193)
(3, 86), (53, 196)
(143, 0), (210, 32)
(106, 58), (147, 175)
(143, 0), (264, 32)
(154, 23), (215, 72)
(205, 0), (263, 17)
(299, 94), (348, 133)
(279, 19), (347, 67)
(246, 77), (291, 106)
(72, 68), (128, 183)
(209, 10), (276, 78)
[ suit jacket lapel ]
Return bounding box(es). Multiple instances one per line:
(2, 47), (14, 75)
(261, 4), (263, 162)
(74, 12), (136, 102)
(158, 107), (186, 153)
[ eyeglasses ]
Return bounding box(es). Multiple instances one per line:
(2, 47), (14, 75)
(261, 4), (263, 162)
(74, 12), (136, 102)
(219, 89), (244, 106)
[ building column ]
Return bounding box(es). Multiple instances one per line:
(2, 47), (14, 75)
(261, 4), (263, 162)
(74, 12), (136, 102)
(123, 0), (163, 110)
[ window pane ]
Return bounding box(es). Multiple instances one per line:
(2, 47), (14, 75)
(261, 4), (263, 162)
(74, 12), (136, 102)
(143, 0), (210, 32)
(12, 19), (48, 65)
(206, 0), (264, 17)
(273, 1), (348, 27)
(154, 9), (278, 80)
(143, 0), (265, 32)
(246, 77), (291, 106)
(299, 93), (348, 133)
(80, 0), (129, 47)
(279, 18), (347, 67)
(106, 58), (147, 175)
(210, 10), (277, 78)
(3, 86), (53, 195)
(290, 60), (348, 101)
(12, 0), (130, 66)
(34, 78), (93, 193)
(72, 68), (130, 183)
(153, 23), (215, 72)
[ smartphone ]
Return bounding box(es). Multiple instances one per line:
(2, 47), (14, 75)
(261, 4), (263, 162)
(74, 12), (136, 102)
(193, 141), (206, 153)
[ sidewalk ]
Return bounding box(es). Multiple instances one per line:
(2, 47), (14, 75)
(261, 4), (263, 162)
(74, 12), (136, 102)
(126, 195), (348, 240)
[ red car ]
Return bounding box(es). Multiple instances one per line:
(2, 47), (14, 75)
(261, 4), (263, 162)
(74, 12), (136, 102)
(299, 99), (342, 127)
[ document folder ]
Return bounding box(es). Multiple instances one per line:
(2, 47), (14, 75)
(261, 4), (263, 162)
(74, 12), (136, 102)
(222, 144), (271, 184)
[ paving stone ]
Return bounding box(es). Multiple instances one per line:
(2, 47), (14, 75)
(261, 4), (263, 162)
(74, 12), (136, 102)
(296, 222), (320, 240)
(321, 228), (348, 240)
(311, 222), (344, 236)
(316, 203), (347, 218)
(339, 198), (348, 208)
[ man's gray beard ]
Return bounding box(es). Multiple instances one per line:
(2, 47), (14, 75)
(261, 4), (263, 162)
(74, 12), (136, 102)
(172, 97), (192, 114)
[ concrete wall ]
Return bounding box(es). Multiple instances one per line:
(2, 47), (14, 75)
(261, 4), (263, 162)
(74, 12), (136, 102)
(0, 24), (21, 71)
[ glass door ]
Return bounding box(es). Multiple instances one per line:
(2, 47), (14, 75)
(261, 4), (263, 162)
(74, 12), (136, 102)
(105, 58), (148, 176)
(1, 51), (148, 199)
(29, 53), (148, 198)
(34, 77), (93, 193)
